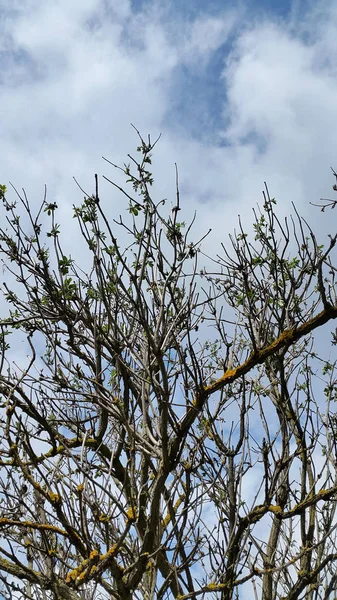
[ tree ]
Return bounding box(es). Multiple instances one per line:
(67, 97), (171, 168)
(0, 131), (337, 600)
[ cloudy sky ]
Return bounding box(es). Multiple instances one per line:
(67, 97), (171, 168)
(1, 0), (337, 257)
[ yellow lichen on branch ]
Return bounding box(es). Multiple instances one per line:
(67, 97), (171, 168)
(203, 305), (337, 398)
(0, 518), (68, 536)
(126, 506), (137, 521)
(162, 494), (185, 529)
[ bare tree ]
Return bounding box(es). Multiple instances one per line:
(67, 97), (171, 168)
(0, 131), (337, 600)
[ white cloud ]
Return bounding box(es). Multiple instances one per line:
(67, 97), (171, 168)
(223, 20), (337, 171)
(179, 13), (237, 66)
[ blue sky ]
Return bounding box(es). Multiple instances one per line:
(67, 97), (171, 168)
(1, 0), (337, 596)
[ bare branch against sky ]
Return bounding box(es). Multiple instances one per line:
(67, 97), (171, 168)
(0, 129), (337, 599)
